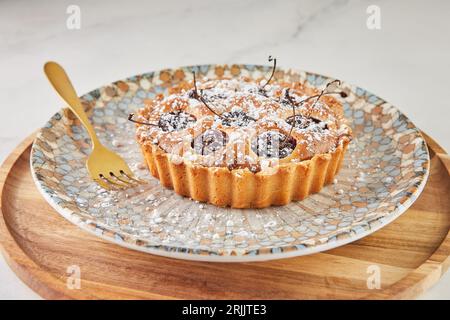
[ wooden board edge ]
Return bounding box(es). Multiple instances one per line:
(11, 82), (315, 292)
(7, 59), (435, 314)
(0, 132), (449, 300)
(0, 134), (89, 299)
(365, 132), (450, 299)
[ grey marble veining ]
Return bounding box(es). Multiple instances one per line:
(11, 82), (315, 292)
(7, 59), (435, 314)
(0, 0), (449, 299)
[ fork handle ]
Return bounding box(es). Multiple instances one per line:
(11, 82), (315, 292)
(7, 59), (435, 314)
(44, 61), (101, 149)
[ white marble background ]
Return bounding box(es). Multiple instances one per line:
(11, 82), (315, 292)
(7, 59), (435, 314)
(0, 0), (449, 299)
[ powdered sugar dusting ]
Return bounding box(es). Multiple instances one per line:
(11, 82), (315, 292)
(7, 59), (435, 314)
(135, 77), (351, 170)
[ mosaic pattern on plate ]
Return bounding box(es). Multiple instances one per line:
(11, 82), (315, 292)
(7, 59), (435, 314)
(31, 64), (429, 257)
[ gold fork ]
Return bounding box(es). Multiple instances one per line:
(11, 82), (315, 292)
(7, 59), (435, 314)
(44, 61), (144, 190)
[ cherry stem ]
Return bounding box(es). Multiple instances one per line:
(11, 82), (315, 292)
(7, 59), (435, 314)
(261, 56), (277, 89)
(128, 113), (159, 126)
(286, 87), (346, 109)
(280, 80), (346, 144)
(283, 89), (296, 144)
(245, 114), (257, 122)
(191, 71), (223, 118)
(298, 91), (345, 104)
(127, 113), (165, 151)
(310, 80), (341, 109)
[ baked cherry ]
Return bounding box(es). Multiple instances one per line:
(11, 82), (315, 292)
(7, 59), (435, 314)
(285, 115), (328, 130)
(158, 111), (196, 132)
(192, 129), (228, 156)
(220, 110), (256, 127)
(251, 130), (296, 159)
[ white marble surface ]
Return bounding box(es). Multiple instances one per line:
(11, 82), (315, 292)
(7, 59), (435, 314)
(0, 0), (449, 299)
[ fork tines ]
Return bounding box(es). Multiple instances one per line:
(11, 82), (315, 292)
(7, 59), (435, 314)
(95, 170), (145, 190)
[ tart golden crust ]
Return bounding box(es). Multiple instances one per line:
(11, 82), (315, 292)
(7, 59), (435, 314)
(133, 76), (352, 208)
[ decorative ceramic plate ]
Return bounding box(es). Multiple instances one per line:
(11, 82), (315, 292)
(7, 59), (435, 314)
(31, 64), (430, 262)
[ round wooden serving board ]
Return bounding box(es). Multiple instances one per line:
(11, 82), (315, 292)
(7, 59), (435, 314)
(0, 133), (449, 300)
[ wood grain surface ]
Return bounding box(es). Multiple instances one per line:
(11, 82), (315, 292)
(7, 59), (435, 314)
(0, 133), (449, 299)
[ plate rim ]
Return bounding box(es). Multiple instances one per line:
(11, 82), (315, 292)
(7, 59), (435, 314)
(29, 64), (431, 262)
